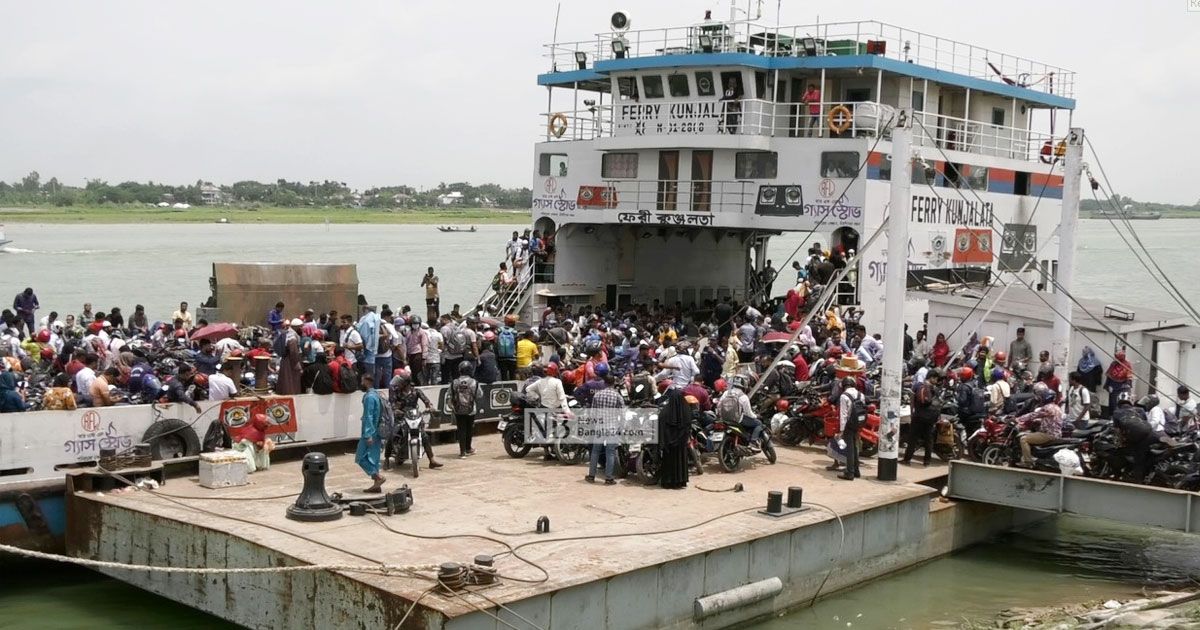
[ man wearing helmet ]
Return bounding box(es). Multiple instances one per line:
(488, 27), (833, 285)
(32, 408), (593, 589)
(1111, 392), (1155, 480)
(1016, 382), (1063, 467)
(717, 375), (764, 450)
(388, 374), (442, 470)
(1138, 394), (1166, 434)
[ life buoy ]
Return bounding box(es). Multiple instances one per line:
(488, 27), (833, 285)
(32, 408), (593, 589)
(548, 113), (568, 139)
(827, 105), (852, 134)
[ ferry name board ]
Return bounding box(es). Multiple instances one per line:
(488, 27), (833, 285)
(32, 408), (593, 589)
(614, 102), (726, 136)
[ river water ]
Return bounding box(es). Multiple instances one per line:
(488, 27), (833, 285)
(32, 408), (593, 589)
(4, 219), (1200, 323)
(3, 219), (1200, 628)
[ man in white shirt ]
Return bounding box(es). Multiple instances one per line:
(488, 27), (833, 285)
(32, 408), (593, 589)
(172, 301), (194, 329)
(208, 362), (239, 401)
(1065, 372), (1091, 427)
(1173, 385), (1197, 430)
(836, 377), (864, 481)
(339, 315), (363, 366)
(423, 322), (443, 385)
(527, 365), (569, 412)
(658, 343), (699, 389)
(75, 355), (98, 399)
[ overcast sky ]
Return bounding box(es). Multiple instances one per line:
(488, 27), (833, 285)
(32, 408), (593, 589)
(1, 1), (1196, 203)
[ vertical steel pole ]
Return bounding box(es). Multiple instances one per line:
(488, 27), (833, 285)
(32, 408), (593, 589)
(878, 109), (912, 482)
(1052, 128), (1085, 383)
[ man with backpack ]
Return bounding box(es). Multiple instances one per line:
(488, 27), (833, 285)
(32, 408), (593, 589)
(496, 315), (519, 381)
(835, 376), (866, 480)
(716, 375), (763, 450)
(439, 315), (469, 385)
(449, 361), (484, 458)
(904, 370), (941, 467)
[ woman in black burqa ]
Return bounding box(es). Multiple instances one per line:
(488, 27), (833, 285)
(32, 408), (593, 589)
(658, 389), (692, 489)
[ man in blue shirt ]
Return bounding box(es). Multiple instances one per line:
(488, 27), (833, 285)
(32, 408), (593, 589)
(267, 302), (285, 332)
(356, 373), (386, 493)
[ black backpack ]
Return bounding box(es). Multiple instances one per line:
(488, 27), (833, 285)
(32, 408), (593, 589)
(311, 365), (335, 395)
(337, 364), (359, 393)
(377, 402), (396, 442)
(846, 391), (868, 425)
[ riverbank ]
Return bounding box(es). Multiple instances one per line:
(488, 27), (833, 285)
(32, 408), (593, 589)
(0, 204), (531, 224)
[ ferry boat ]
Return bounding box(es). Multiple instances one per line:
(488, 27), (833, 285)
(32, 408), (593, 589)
(1088, 205), (1162, 220)
(477, 12), (1075, 336)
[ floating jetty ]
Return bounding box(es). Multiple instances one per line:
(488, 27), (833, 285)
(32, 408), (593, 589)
(66, 438), (1039, 629)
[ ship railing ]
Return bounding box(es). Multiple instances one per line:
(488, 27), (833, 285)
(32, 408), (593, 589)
(910, 109), (1054, 162)
(540, 106), (613, 141)
(475, 257), (536, 318)
(544, 20), (1073, 99)
(601, 179), (756, 215)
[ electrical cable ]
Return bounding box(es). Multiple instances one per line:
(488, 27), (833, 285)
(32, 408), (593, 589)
(1085, 136), (1200, 324)
(911, 120), (1200, 397)
(803, 501), (846, 608)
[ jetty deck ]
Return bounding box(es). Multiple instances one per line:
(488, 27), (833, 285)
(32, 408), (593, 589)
(66, 438), (1024, 629)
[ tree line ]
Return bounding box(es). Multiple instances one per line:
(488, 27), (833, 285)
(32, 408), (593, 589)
(0, 171), (533, 209)
(1079, 194), (1200, 215)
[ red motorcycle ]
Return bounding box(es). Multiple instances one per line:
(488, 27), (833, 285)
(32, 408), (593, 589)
(775, 397), (881, 457)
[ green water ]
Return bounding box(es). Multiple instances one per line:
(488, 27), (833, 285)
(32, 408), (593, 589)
(3, 516), (1198, 629)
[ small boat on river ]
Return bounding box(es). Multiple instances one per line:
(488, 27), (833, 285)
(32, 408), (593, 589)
(437, 225), (477, 233)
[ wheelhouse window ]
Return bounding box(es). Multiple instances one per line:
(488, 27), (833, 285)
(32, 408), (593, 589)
(735, 152), (778, 179)
(991, 107), (1006, 126)
(820, 151), (860, 178)
(877, 154), (892, 181)
(668, 74), (690, 97)
(642, 75), (665, 99)
(601, 153), (639, 179)
(695, 71), (716, 97)
(617, 77), (639, 102)
(538, 153), (569, 177)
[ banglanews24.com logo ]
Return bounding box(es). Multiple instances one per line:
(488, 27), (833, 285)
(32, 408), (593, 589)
(523, 409), (660, 445)
(1190, 0), (1200, 11)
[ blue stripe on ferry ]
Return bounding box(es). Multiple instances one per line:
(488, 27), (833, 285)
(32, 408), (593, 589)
(0, 496), (66, 536)
(988, 180), (1014, 194)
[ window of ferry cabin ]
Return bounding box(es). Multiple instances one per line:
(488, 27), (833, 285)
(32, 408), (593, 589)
(617, 77), (639, 102)
(695, 72), (716, 97)
(1013, 171), (1030, 196)
(820, 151), (859, 178)
(719, 71), (744, 98)
(643, 75), (665, 99)
(735, 152), (778, 179)
(538, 153), (569, 177)
(668, 74), (690, 97)
(966, 166), (989, 191)
(602, 153), (639, 179)
(991, 107), (1006, 126)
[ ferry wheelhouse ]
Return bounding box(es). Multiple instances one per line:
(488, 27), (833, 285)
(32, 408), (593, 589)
(496, 13), (1075, 333)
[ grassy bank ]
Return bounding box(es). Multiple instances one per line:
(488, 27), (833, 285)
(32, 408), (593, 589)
(0, 204), (531, 225)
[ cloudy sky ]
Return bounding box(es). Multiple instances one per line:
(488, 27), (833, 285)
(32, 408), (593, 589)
(1, 1), (1196, 203)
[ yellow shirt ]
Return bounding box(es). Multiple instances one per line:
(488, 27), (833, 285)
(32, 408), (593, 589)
(516, 339), (539, 368)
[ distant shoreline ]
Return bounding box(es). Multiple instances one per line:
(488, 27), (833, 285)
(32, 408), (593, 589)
(0, 205), (532, 225)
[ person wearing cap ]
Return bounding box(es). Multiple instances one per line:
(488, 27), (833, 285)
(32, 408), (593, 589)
(275, 318), (304, 395)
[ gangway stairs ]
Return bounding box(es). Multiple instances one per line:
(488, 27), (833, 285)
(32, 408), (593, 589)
(472, 260), (535, 319)
(947, 461), (1200, 534)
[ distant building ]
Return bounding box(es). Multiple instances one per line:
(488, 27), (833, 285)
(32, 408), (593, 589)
(437, 191), (465, 206)
(199, 182), (223, 205)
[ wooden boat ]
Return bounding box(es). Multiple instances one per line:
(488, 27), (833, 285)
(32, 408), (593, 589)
(437, 226), (477, 233)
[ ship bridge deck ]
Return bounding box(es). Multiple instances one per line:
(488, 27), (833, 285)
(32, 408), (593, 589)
(543, 19), (1074, 104)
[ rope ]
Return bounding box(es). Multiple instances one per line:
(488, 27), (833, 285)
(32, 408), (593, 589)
(0, 542), (438, 576)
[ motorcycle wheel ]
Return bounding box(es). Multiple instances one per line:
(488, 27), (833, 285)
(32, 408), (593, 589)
(762, 439), (777, 464)
(612, 447), (629, 479)
(981, 444), (1005, 466)
(689, 445), (704, 475)
(502, 423), (532, 459)
(776, 419), (805, 446)
(966, 436), (986, 462)
(719, 438), (742, 473)
(410, 440), (420, 479)
(635, 447), (661, 485)
(860, 441), (878, 458)
(554, 441), (586, 465)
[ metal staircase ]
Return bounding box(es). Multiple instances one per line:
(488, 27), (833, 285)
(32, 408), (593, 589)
(473, 260), (535, 319)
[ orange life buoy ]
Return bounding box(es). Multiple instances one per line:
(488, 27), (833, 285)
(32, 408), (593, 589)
(548, 113), (568, 139)
(828, 105), (852, 134)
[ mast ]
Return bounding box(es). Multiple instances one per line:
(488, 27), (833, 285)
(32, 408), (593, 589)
(1052, 128), (1084, 382)
(878, 109), (912, 482)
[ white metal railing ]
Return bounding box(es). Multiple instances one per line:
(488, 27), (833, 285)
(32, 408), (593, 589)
(540, 106), (613, 141)
(545, 19), (1073, 99)
(602, 179), (757, 215)
(477, 259), (535, 317)
(910, 110), (1051, 162)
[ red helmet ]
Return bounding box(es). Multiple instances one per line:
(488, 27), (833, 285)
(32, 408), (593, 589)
(993, 350), (1007, 363)
(958, 366), (974, 381)
(40, 347), (55, 361)
(775, 399), (790, 412)
(545, 363), (559, 377)
(714, 378), (727, 393)
(504, 314), (517, 326)
(36, 329), (51, 343)
(193, 373), (208, 387)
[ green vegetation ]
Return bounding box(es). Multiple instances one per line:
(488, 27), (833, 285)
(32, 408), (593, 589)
(0, 204), (530, 224)
(1080, 194), (1200, 218)
(0, 172), (535, 209)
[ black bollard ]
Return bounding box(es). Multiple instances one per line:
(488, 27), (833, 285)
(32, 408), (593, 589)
(787, 486), (803, 509)
(766, 491), (783, 514)
(536, 516), (551, 533)
(286, 453), (344, 522)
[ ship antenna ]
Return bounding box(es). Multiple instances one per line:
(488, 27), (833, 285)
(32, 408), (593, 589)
(550, 3), (561, 72)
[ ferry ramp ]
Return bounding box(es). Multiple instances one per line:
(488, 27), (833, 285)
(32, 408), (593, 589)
(946, 460), (1200, 534)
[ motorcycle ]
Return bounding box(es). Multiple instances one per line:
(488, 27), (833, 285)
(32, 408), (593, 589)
(400, 409), (428, 479)
(981, 416), (1084, 473)
(500, 394), (533, 458)
(709, 417), (777, 473)
(775, 397), (880, 457)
